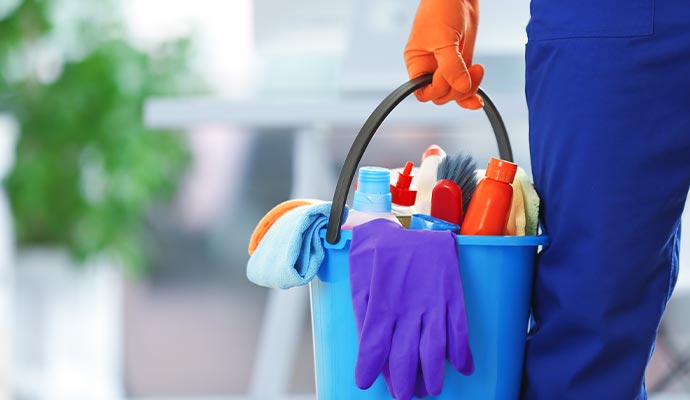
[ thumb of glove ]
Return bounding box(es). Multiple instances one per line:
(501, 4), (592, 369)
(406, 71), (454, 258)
(435, 43), (472, 94)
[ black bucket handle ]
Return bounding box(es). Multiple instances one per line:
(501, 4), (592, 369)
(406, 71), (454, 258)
(326, 73), (513, 244)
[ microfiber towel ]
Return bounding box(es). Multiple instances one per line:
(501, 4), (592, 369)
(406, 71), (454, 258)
(506, 176), (527, 236)
(247, 202), (348, 289)
(515, 168), (540, 236)
(248, 199), (324, 256)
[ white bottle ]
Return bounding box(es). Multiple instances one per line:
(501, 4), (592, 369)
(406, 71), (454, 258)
(413, 145), (446, 215)
(342, 167), (401, 229)
(392, 204), (416, 216)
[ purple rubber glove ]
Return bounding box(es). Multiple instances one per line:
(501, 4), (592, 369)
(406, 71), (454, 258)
(382, 362), (429, 399)
(349, 219), (473, 400)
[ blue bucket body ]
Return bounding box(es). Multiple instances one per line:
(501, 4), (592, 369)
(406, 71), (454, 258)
(310, 229), (548, 399)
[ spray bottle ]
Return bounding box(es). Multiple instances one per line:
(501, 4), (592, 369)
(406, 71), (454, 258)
(414, 145), (446, 214)
(390, 161), (418, 216)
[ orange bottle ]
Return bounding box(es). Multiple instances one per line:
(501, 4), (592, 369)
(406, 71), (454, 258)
(460, 158), (517, 236)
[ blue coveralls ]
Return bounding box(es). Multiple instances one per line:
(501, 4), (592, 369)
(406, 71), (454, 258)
(523, 0), (690, 398)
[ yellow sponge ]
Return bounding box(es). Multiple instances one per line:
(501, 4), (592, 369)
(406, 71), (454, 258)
(515, 168), (540, 236)
(506, 176), (527, 235)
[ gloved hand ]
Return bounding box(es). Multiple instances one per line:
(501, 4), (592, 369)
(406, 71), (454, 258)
(382, 363), (430, 399)
(405, 0), (484, 110)
(349, 219), (473, 400)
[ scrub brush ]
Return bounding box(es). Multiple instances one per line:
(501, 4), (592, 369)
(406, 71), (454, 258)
(437, 153), (479, 214)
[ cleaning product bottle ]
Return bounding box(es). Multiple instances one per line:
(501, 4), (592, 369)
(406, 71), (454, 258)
(437, 153), (479, 215)
(342, 167), (402, 230)
(460, 158), (517, 235)
(414, 144), (447, 215)
(431, 179), (463, 226)
(390, 161), (418, 216)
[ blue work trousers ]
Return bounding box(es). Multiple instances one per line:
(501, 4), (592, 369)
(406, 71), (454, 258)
(523, 0), (690, 398)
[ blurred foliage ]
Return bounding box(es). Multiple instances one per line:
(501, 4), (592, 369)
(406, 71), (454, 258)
(0, 0), (202, 274)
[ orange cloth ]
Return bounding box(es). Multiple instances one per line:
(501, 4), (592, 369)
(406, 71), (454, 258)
(405, 0), (484, 110)
(248, 199), (323, 256)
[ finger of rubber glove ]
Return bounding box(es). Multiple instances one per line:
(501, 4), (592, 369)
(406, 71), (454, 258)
(419, 312), (447, 395)
(455, 64), (485, 109)
(383, 364), (429, 399)
(457, 94), (484, 110)
(355, 316), (395, 389)
(434, 88), (482, 108)
(435, 45), (472, 95)
(349, 228), (377, 334)
(437, 64), (484, 109)
(414, 366), (429, 399)
(388, 319), (422, 400)
(349, 262), (373, 335)
(382, 363), (396, 398)
(447, 298), (474, 375)
(434, 85), (462, 106)
(414, 64), (451, 103)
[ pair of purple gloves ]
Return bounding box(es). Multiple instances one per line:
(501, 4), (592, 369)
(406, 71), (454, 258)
(349, 219), (474, 400)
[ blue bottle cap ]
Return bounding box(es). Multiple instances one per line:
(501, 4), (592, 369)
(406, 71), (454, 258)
(353, 167), (392, 213)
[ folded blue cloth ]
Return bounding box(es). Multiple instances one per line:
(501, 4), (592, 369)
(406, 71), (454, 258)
(247, 202), (348, 289)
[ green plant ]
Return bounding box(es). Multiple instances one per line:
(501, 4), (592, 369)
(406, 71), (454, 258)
(1, 0), (201, 274)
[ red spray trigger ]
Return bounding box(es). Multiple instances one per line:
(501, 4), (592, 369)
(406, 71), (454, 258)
(391, 162), (417, 207)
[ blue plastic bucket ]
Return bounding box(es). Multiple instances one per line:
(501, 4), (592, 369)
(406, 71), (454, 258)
(311, 75), (546, 399)
(310, 229), (548, 399)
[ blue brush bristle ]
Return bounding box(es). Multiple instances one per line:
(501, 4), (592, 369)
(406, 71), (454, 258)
(437, 153), (479, 214)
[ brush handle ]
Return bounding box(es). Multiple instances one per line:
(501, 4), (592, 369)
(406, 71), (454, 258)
(326, 74), (513, 245)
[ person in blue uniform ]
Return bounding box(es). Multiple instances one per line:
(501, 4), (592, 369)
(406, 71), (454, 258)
(405, 0), (690, 397)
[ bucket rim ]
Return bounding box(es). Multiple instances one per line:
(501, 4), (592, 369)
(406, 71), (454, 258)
(319, 228), (549, 249)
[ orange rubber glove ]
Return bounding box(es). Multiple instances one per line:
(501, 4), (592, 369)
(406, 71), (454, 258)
(405, 0), (484, 110)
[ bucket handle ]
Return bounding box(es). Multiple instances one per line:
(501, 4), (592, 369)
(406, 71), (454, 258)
(326, 74), (513, 245)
